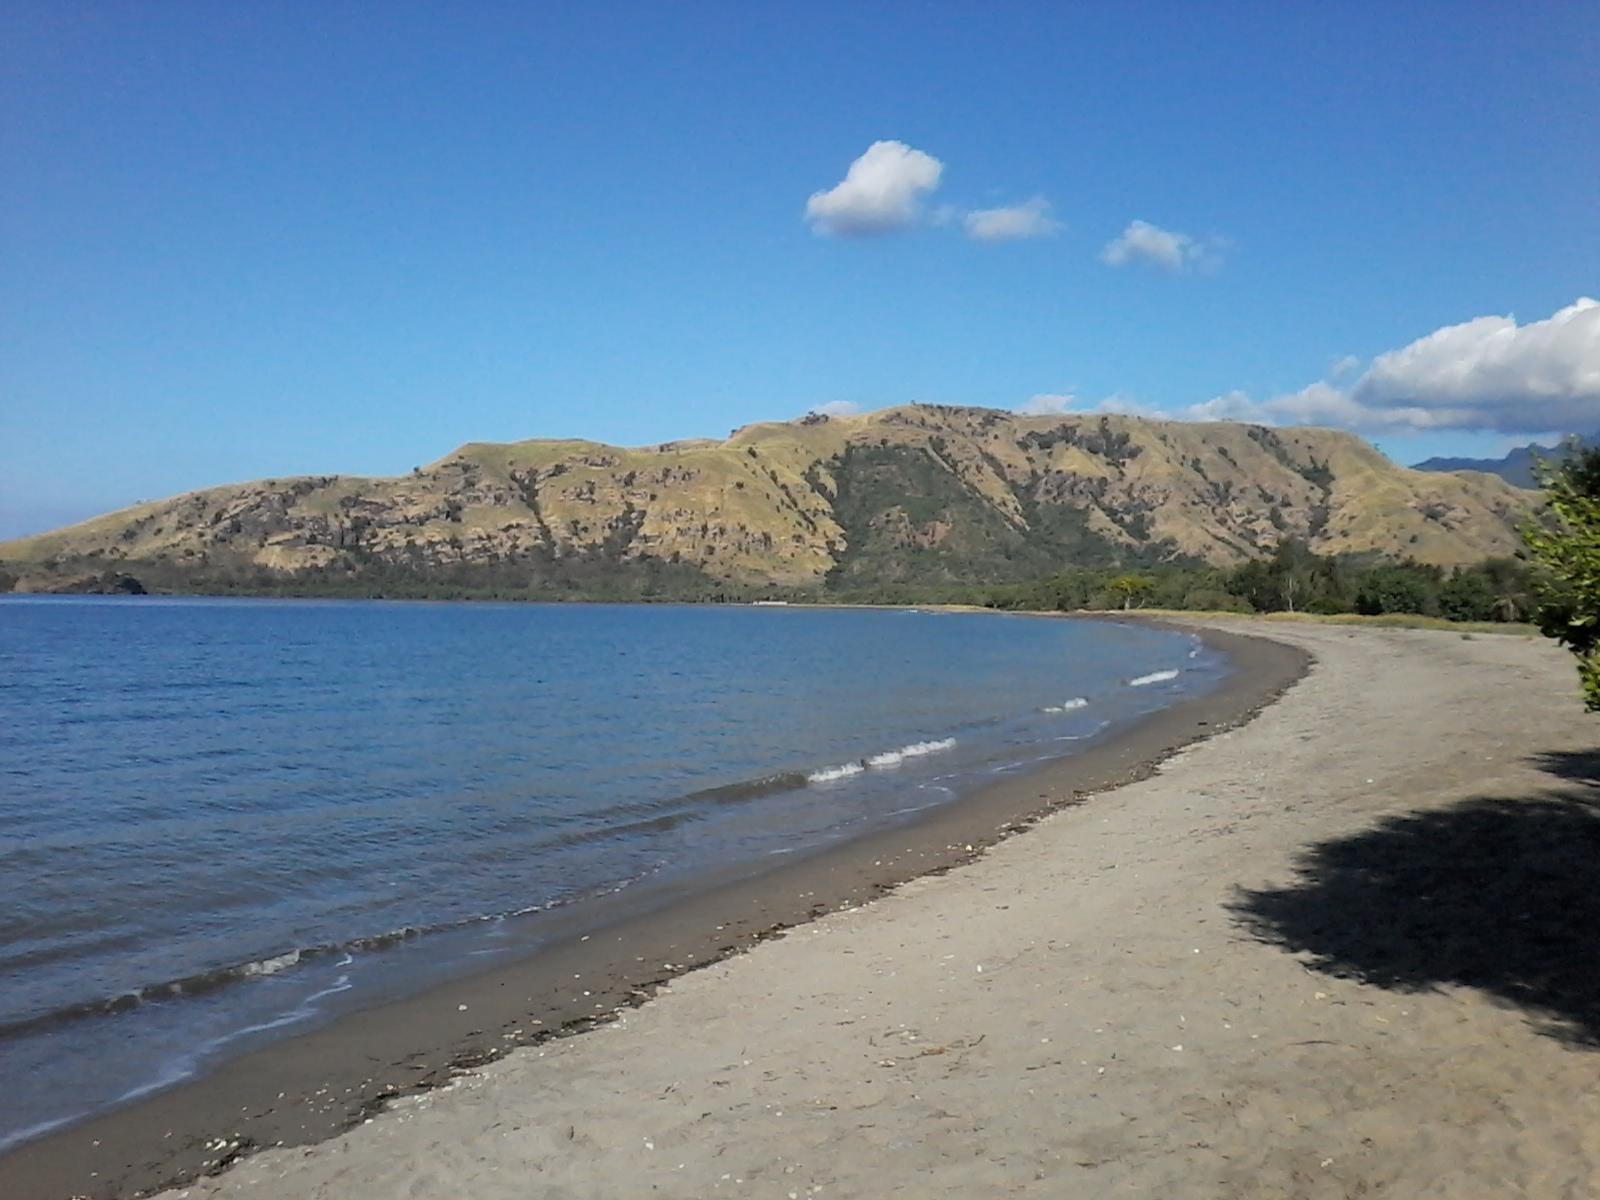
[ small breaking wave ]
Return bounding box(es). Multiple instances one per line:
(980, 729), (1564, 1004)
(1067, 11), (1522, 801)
(1053, 719), (1112, 742)
(866, 737), (957, 768)
(0, 945), (360, 1044)
(0, 871), (657, 1046)
(238, 950), (301, 978)
(1042, 697), (1089, 714)
(1128, 669), (1180, 687)
(807, 761), (865, 783)
(807, 737), (958, 782)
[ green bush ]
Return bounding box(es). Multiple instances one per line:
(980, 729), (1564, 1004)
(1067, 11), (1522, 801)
(1525, 448), (1600, 708)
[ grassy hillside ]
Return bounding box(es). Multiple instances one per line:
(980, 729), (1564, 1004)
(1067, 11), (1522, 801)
(0, 405), (1537, 597)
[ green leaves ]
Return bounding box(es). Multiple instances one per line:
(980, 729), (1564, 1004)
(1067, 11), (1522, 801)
(1523, 447), (1600, 710)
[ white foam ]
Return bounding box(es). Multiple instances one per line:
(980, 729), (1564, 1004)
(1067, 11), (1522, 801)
(202, 972), (355, 1052)
(807, 761), (865, 783)
(1128, 669), (1180, 687)
(866, 737), (956, 768)
(240, 950), (301, 978)
(1053, 720), (1111, 742)
(1043, 697), (1089, 713)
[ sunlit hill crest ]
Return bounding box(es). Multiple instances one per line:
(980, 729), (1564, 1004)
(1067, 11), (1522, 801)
(0, 405), (1534, 597)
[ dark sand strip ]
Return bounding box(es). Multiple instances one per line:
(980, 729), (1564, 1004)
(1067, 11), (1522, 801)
(0, 623), (1306, 1200)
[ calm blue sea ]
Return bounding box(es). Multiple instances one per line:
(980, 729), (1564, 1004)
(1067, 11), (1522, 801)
(0, 597), (1225, 1150)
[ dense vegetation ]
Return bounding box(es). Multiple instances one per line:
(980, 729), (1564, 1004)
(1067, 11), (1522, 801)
(7, 537), (1538, 623)
(981, 541), (1534, 623)
(1524, 446), (1600, 707)
(817, 442), (1167, 589)
(5, 551), (746, 604)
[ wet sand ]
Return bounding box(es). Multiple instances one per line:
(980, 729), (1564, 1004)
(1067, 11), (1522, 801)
(0, 622), (1302, 1200)
(22, 619), (1600, 1198)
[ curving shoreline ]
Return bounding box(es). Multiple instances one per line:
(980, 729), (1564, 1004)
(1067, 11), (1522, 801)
(0, 620), (1308, 1200)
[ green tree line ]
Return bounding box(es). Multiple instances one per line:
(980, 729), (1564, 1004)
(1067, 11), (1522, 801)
(981, 541), (1534, 622)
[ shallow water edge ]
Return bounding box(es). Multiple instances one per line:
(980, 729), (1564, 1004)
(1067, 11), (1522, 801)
(0, 618), (1309, 1200)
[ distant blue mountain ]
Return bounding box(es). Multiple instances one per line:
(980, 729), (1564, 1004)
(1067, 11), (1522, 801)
(1412, 436), (1591, 489)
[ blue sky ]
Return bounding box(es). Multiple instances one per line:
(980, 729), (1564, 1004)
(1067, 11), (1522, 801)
(3, 3), (1597, 538)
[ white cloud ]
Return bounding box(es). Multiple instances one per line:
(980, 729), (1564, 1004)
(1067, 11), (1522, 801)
(1017, 392), (1163, 418)
(1187, 300), (1600, 435)
(1329, 354), (1362, 381)
(1349, 298), (1600, 431)
(1100, 219), (1226, 273)
(1184, 382), (1439, 430)
(1094, 393), (1164, 418)
(808, 400), (860, 417)
(963, 197), (1061, 243)
(805, 141), (944, 237)
(1017, 393), (1076, 415)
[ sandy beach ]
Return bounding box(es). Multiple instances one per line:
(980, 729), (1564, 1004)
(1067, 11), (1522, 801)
(15, 618), (1600, 1198)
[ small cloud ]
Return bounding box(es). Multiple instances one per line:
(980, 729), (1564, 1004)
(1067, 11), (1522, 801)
(1100, 219), (1226, 274)
(1017, 393), (1076, 415)
(963, 197), (1061, 243)
(805, 141), (945, 237)
(1017, 392), (1163, 418)
(1185, 390), (1261, 423)
(808, 400), (860, 417)
(1094, 393), (1164, 419)
(1491, 430), (1566, 454)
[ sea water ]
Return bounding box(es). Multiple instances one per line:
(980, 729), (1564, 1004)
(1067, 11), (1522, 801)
(0, 597), (1226, 1149)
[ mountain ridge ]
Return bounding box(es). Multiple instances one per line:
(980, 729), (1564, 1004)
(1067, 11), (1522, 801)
(0, 405), (1536, 596)
(1412, 436), (1589, 489)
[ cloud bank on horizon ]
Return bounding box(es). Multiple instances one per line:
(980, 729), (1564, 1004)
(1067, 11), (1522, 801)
(800, 300), (1598, 440)
(1008, 299), (1599, 438)
(1188, 298), (1600, 436)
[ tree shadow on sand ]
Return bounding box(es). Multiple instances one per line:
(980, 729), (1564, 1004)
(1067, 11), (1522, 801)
(1231, 756), (1600, 1047)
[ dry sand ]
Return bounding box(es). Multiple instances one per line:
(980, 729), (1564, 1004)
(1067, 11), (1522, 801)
(134, 622), (1600, 1197)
